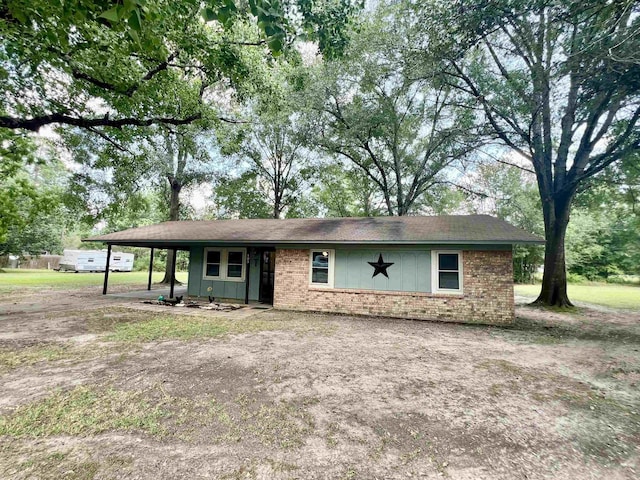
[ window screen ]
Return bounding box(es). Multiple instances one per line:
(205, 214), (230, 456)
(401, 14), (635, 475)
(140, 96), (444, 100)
(311, 251), (330, 284)
(227, 251), (244, 278)
(205, 250), (221, 277)
(438, 253), (460, 290)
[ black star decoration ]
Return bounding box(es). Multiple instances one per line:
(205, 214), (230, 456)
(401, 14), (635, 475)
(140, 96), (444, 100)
(368, 254), (394, 278)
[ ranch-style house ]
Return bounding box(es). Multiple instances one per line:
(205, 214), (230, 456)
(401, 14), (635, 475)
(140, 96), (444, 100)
(86, 215), (543, 325)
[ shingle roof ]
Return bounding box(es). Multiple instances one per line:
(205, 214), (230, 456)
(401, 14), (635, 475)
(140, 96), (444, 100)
(84, 215), (544, 247)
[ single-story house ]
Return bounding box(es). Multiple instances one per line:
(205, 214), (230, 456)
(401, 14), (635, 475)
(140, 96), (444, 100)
(85, 215), (543, 325)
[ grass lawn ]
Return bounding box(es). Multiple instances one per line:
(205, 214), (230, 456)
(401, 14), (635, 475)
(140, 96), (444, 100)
(515, 283), (640, 310)
(0, 269), (188, 292)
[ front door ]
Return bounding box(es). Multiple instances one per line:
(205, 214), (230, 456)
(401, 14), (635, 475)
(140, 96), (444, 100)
(259, 249), (276, 304)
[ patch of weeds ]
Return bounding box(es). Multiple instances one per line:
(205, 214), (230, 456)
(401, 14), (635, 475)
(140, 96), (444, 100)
(237, 395), (317, 449)
(107, 316), (230, 342)
(325, 421), (340, 448)
(106, 311), (337, 343)
(165, 394), (316, 449)
(400, 447), (424, 465)
(341, 467), (358, 480)
(477, 359), (525, 375)
(0, 344), (72, 373)
(513, 365), (640, 465)
(601, 362), (640, 385)
(220, 463), (257, 480)
(0, 385), (167, 437)
(101, 455), (134, 473)
(0, 343), (129, 374)
(265, 458), (298, 473)
(477, 359), (595, 401)
(528, 334), (567, 345)
(16, 451), (99, 480)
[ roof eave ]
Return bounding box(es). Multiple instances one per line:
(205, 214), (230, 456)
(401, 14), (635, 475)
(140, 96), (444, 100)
(83, 238), (545, 246)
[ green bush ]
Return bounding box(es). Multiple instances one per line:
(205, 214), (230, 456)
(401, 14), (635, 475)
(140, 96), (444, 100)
(606, 275), (640, 285)
(566, 273), (587, 284)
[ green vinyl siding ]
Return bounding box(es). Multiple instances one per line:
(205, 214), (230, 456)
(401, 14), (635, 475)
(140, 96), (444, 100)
(334, 248), (431, 293)
(188, 247), (260, 300)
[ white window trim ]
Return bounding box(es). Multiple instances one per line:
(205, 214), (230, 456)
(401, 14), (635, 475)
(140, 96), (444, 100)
(431, 250), (463, 294)
(309, 249), (335, 288)
(203, 247), (247, 282)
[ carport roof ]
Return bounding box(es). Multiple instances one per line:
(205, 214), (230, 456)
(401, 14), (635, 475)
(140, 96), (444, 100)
(84, 215), (544, 248)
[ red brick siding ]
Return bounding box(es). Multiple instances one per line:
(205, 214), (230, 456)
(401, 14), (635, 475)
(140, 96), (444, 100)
(273, 249), (514, 325)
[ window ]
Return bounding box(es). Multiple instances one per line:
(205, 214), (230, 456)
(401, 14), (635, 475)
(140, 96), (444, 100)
(431, 251), (463, 294)
(309, 250), (334, 287)
(227, 251), (244, 278)
(205, 250), (221, 278)
(203, 248), (246, 282)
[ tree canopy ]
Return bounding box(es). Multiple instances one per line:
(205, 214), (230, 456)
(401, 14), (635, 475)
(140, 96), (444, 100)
(305, 4), (478, 215)
(0, 0), (360, 132)
(414, 0), (640, 305)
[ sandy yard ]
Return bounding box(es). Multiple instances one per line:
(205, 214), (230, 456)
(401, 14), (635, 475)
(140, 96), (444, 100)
(0, 286), (638, 479)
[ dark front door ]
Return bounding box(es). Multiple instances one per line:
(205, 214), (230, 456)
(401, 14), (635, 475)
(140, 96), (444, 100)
(259, 249), (276, 304)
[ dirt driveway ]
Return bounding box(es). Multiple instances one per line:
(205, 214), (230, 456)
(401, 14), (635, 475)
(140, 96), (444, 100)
(0, 287), (638, 479)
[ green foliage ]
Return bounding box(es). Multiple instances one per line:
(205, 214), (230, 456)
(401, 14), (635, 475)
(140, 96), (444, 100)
(63, 124), (218, 230)
(0, 0), (359, 133)
(567, 152), (640, 279)
(566, 209), (639, 280)
(213, 171), (275, 219)
(215, 62), (318, 219)
(310, 163), (385, 217)
(474, 163), (544, 283)
(0, 134), (79, 256)
(304, 3), (478, 215)
(416, 0), (640, 305)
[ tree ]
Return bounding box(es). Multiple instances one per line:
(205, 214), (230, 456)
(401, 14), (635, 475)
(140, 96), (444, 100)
(567, 152), (640, 279)
(305, 4), (478, 216)
(155, 127), (216, 283)
(419, 0), (640, 306)
(310, 162), (384, 217)
(472, 162), (544, 283)
(65, 123), (218, 282)
(219, 110), (315, 218)
(0, 135), (81, 256)
(0, 0), (359, 134)
(212, 171), (274, 219)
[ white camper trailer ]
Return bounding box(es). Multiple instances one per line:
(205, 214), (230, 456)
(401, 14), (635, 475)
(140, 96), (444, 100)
(109, 252), (135, 272)
(59, 250), (108, 272)
(59, 250), (135, 272)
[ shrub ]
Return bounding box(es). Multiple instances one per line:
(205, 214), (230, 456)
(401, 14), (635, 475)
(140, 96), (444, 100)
(566, 273), (587, 284)
(606, 275), (640, 286)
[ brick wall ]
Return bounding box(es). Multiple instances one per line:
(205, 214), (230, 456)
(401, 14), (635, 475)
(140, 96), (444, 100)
(273, 248), (514, 325)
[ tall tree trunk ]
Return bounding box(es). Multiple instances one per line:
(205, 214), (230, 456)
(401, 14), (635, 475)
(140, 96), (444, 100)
(159, 176), (182, 284)
(535, 192), (574, 307)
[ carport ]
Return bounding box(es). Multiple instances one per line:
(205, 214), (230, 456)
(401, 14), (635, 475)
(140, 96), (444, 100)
(97, 241), (190, 300)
